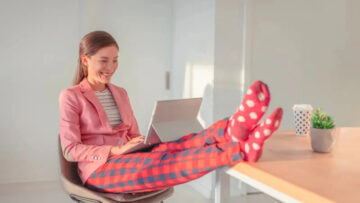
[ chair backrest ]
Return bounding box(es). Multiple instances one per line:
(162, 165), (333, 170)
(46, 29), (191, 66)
(58, 136), (82, 185)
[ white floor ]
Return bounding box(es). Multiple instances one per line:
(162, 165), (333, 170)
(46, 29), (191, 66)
(0, 180), (279, 203)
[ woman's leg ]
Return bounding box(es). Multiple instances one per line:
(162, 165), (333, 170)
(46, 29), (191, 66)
(86, 141), (242, 193)
(152, 80), (271, 152)
(151, 117), (230, 153)
(85, 80), (283, 193)
(85, 108), (283, 194)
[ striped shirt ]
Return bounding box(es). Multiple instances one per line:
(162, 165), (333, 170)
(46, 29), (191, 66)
(94, 87), (122, 128)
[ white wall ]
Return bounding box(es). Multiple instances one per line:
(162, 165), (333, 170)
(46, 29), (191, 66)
(170, 0), (360, 198)
(171, 0), (216, 198)
(0, 0), (81, 184)
(171, 0), (215, 126)
(213, 0), (245, 120)
(247, 0), (360, 129)
(0, 0), (172, 184)
(81, 0), (173, 136)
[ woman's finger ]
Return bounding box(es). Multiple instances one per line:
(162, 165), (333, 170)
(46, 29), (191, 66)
(134, 136), (145, 142)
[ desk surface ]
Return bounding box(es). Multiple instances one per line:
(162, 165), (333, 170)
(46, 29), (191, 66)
(230, 128), (360, 203)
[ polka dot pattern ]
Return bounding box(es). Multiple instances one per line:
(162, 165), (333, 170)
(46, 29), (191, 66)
(226, 81), (270, 142)
(264, 129), (271, 136)
(249, 112), (258, 119)
(223, 80), (283, 162)
(232, 136), (239, 142)
(246, 100), (255, 107)
(258, 93), (265, 101)
(266, 119), (272, 125)
(252, 143), (260, 150)
(245, 143), (250, 153)
(293, 110), (312, 136)
(239, 104), (244, 111)
(254, 131), (260, 139)
(237, 116), (245, 122)
(241, 107), (283, 162)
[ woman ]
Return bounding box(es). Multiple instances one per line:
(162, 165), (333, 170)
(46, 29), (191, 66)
(59, 30), (283, 194)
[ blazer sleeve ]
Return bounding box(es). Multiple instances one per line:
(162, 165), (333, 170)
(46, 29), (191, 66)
(59, 89), (112, 162)
(122, 89), (142, 139)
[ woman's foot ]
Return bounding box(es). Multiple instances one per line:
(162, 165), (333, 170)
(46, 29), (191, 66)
(240, 108), (283, 162)
(226, 80), (271, 142)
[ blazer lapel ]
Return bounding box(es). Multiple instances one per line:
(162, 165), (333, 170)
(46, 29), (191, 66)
(78, 78), (111, 129)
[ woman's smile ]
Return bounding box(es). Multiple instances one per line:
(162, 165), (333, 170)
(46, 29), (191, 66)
(100, 72), (113, 79)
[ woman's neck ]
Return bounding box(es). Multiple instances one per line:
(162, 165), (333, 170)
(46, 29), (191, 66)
(87, 78), (106, 92)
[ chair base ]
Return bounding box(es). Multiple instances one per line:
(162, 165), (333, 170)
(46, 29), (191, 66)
(68, 192), (166, 203)
(69, 193), (101, 203)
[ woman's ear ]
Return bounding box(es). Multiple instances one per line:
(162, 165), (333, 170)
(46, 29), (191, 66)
(81, 54), (89, 66)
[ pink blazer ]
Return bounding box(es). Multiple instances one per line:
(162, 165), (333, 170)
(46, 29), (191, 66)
(58, 78), (141, 184)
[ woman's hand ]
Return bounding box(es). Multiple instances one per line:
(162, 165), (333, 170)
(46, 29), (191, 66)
(110, 136), (145, 156)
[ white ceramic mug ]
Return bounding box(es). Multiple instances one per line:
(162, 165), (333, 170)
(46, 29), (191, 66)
(292, 104), (313, 136)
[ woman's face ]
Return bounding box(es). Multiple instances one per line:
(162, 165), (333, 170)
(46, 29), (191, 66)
(82, 45), (118, 85)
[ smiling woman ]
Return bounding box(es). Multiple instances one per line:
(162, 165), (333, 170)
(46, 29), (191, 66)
(59, 30), (283, 194)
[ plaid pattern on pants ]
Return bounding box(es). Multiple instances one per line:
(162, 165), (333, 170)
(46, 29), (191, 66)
(85, 117), (244, 193)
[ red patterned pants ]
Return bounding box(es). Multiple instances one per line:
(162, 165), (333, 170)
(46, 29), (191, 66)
(85, 117), (243, 193)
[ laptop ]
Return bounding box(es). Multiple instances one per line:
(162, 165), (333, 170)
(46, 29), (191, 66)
(121, 98), (204, 154)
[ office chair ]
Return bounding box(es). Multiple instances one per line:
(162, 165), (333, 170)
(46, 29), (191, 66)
(58, 136), (174, 203)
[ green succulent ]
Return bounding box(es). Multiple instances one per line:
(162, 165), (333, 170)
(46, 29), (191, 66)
(311, 108), (335, 129)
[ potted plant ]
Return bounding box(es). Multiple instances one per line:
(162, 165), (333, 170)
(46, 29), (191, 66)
(310, 108), (337, 153)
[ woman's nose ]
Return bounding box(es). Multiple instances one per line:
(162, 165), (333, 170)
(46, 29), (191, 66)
(105, 63), (116, 71)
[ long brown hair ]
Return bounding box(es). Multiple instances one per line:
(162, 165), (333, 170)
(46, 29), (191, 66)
(73, 31), (119, 85)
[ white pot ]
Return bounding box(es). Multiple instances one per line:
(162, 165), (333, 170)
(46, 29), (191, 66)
(310, 127), (337, 153)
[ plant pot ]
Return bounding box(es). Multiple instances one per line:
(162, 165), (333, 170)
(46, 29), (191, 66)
(310, 127), (337, 153)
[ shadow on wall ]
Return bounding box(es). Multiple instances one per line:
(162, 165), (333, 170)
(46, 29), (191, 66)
(182, 63), (214, 128)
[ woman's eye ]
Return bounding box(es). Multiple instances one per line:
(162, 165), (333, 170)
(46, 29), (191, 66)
(113, 60), (118, 63)
(100, 60), (107, 63)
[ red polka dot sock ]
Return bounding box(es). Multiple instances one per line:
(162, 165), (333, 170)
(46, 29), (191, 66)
(240, 108), (283, 162)
(225, 80), (271, 142)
